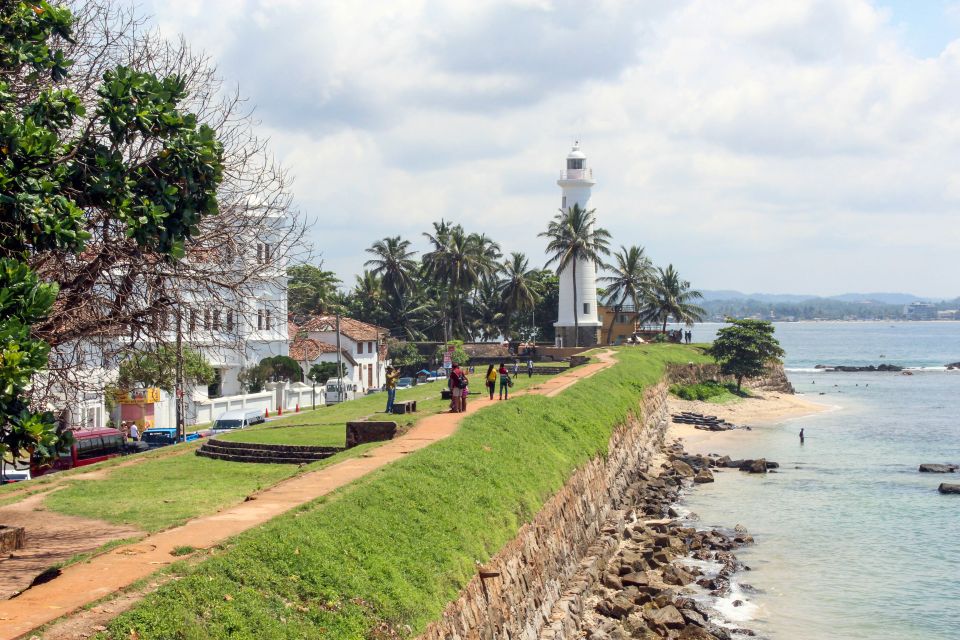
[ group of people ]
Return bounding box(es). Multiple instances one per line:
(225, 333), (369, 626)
(120, 420), (140, 441)
(384, 358), (538, 415)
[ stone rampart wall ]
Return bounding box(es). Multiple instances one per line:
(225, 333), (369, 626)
(419, 381), (671, 640)
(666, 362), (794, 394)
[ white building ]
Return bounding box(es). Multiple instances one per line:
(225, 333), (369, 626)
(555, 143), (602, 347)
(293, 316), (389, 393)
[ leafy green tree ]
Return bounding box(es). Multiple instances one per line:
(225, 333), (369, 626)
(307, 362), (345, 384)
(539, 204), (611, 346)
(434, 340), (470, 368)
(364, 236), (417, 303)
(600, 245), (654, 344)
(708, 319), (785, 391)
(344, 270), (389, 328)
(385, 339), (423, 369)
(499, 252), (542, 339)
(529, 270), (559, 342)
(117, 345), (215, 394)
(288, 263), (342, 322)
(641, 264), (706, 333)
(0, 2), (222, 462)
(259, 355), (303, 382)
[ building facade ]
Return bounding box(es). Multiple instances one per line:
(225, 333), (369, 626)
(296, 316), (389, 393)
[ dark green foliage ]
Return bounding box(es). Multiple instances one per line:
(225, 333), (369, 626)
(103, 346), (709, 639)
(307, 362), (345, 384)
(669, 380), (744, 402)
(434, 340), (469, 367)
(287, 264), (342, 322)
(117, 345), (215, 393)
(385, 339), (423, 368)
(0, 1), (223, 462)
(708, 319), (785, 390)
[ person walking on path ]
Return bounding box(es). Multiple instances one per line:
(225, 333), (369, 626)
(498, 362), (511, 400)
(512, 360), (520, 377)
(527, 358), (534, 378)
(485, 364), (497, 400)
(129, 422), (139, 442)
(449, 363), (467, 413)
(384, 366), (400, 413)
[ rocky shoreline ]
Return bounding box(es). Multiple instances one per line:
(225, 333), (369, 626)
(576, 441), (762, 640)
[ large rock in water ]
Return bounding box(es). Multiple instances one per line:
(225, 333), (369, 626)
(939, 483), (960, 494)
(919, 463), (958, 473)
(746, 459), (768, 474)
(694, 469), (715, 484)
(671, 460), (696, 478)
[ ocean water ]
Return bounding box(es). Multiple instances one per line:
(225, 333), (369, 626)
(680, 322), (960, 640)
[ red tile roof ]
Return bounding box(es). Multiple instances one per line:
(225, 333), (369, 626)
(300, 315), (388, 342)
(289, 336), (357, 365)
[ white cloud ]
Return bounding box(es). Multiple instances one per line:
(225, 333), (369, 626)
(145, 0), (960, 297)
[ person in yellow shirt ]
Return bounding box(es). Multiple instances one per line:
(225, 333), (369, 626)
(385, 366), (400, 413)
(485, 364), (497, 400)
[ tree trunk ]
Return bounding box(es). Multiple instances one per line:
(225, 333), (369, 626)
(605, 301), (622, 345)
(572, 259), (579, 348)
(737, 375), (743, 392)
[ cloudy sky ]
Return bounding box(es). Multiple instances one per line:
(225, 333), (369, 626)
(146, 0), (960, 298)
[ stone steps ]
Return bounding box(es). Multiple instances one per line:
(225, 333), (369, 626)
(196, 439), (342, 464)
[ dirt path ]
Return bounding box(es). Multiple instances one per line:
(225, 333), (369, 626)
(0, 493), (143, 600)
(0, 351), (616, 639)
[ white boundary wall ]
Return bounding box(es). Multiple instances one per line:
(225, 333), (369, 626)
(190, 391), (274, 425)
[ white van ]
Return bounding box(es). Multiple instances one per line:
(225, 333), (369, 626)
(211, 409), (266, 434)
(324, 379), (357, 405)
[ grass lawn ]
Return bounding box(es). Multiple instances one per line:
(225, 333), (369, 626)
(101, 345), (710, 640)
(39, 369), (556, 531)
(216, 371), (551, 447)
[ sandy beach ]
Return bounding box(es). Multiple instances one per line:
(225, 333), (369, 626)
(667, 389), (830, 453)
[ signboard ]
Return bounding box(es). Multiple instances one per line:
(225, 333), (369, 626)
(118, 388), (161, 404)
(443, 345), (454, 370)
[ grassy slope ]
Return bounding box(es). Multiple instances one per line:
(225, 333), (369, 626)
(102, 345), (709, 640)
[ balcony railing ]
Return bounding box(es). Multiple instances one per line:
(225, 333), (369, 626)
(560, 167), (593, 180)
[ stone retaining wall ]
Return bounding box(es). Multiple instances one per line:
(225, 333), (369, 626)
(0, 525), (25, 554)
(419, 381), (671, 640)
(667, 362), (794, 394)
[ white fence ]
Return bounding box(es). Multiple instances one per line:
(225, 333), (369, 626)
(190, 391), (274, 425)
(283, 382), (324, 411)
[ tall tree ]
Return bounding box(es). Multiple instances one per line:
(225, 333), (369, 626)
(364, 236), (417, 302)
(1, 2), (225, 462)
(288, 263), (341, 322)
(709, 319), (785, 391)
(642, 264), (706, 333)
(539, 204), (611, 346)
(117, 345), (215, 393)
(600, 245), (655, 344)
(499, 252), (542, 339)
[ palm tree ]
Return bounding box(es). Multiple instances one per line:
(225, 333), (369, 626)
(364, 236), (417, 303)
(539, 204), (611, 346)
(499, 252), (542, 339)
(641, 264), (706, 334)
(599, 245), (655, 344)
(470, 277), (507, 341)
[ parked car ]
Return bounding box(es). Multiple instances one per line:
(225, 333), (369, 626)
(31, 427), (125, 478)
(211, 409), (266, 434)
(396, 377), (414, 389)
(0, 466), (31, 485)
(140, 427), (208, 449)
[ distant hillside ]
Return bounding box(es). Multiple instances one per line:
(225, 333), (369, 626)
(697, 294), (960, 321)
(699, 291), (938, 305)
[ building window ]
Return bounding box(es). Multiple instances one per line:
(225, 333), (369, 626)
(256, 242), (272, 264)
(226, 311), (234, 332)
(368, 341), (373, 353)
(567, 158), (584, 170)
(189, 308), (197, 332)
(257, 309), (264, 331)
(203, 309), (211, 330)
(357, 341), (363, 354)
(583, 302), (590, 315)
(212, 310), (221, 331)
(265, 309), (272, 330)
(561, 195), (567, 209)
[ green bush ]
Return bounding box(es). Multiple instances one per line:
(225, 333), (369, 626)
(669, 380), (732, 401)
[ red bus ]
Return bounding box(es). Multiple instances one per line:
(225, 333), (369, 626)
(32, 427), (125, 477)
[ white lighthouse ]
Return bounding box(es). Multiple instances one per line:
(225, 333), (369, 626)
(554, 143), (602, 347)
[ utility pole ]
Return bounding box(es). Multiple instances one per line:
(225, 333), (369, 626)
(175, 310), (185, 442)
(335, 313), (343, 404)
